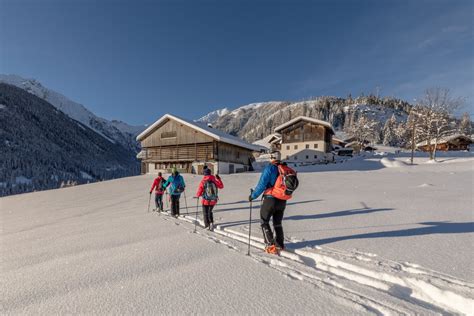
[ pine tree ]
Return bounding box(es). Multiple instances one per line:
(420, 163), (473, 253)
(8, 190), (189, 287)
(383, 114), (397, 146)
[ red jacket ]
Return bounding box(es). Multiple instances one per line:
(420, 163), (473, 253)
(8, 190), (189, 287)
(150, 177), (165, 195)
(195, 175), (224, 205)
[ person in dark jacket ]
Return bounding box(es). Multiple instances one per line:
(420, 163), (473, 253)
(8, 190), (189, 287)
(249, 159), (286, 254)
(149, 172), (166, 212)
(163, 167), (186, 218)
(195, 168), (224, 231)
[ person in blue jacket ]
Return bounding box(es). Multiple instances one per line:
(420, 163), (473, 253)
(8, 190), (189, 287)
(163, 167), (186, 218)
(249, 158), (287, 254)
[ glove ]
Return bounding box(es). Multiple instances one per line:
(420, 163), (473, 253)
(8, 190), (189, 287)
(216, 174), (221, 180)
(248, 195), (253, 202)
(149, 191), (152, 195)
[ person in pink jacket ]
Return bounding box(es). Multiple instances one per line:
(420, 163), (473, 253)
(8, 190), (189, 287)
(195, 168), (224, 230)
(149, 172), (166, 212)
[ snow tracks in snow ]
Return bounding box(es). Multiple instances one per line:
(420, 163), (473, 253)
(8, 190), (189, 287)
(152, 211), (474, 315)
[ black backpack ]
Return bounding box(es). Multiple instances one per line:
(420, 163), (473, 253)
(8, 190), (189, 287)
(203, 180), (218, 201)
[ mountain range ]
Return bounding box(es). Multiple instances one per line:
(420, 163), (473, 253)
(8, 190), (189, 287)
(0, 74), (144, 153)
(0, 83), (140, 197)
(197, 97), (413, 143)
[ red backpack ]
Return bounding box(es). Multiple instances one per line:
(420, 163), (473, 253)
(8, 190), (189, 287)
(264, 164), (299, 200)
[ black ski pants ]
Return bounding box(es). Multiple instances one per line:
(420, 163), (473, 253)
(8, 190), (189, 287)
(170, 195), (180, 216)
(260, 196), (287, 248)
(154, 194), (164, 211)
(202, 204), (215, 227)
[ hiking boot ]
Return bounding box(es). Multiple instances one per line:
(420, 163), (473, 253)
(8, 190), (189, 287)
(265, 245), (279, 255)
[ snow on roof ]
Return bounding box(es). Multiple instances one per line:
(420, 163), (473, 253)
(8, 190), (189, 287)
(274, 116), (335, 134)
(332, 137), (345, 143)
(252, 133), (282, 149)
(416, 134), (473, 147)
(136, 114), (262, 151)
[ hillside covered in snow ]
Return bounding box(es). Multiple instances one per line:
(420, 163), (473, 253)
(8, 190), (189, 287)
(2, 152), (472, 314)
(0, 74), (145, 153)
(198, 96), (413, 143)
(0, 83), (139, 196)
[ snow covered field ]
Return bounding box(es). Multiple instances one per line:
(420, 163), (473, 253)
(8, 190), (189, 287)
(2, 153), (473, 314)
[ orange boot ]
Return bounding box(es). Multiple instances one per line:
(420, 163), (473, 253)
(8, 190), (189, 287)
(265, 244), (279, 255)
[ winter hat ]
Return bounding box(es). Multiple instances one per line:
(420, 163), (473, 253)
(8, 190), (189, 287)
(204, 168), (211, 176)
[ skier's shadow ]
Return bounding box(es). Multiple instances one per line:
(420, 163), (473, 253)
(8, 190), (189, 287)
(289, 221), (474, 249)
(284, 207), (393, 221)
(217, 206), (391, 228)
(212, 199), (323, 214)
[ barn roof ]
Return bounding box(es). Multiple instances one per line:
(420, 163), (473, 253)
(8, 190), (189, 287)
(416, 134), (473, 147)
(136, 114), (263, 151)
(274, 116), (335, 134)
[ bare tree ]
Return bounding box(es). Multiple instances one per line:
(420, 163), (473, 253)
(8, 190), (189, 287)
(415, 88), (463, 160)
(459, 112), (472, 136)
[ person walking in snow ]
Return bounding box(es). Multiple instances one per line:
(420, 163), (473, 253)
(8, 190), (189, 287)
(249, 159), (298, 255)
(149, 172), (166, 212)
(195, 168), (224, 231)
(163, 167), (185, 218)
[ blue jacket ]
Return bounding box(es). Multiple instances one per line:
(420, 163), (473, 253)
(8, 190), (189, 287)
(164, 173), (185, 196)
(250, 163), (279, 200)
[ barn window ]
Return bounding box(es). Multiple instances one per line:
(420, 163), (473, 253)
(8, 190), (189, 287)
(286, 145), (290, 150)
(306, 155), (309, 159)
(294, 145), (298, 150)
(161, 131), (177, 139)
(314, 144), (318, 149)
(286, 155), (289, 159)
(314, 155), (317, 159)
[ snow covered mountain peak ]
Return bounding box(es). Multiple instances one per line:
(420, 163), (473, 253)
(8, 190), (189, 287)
(0, 74), (145, 152)
(197, 107), (230, 123)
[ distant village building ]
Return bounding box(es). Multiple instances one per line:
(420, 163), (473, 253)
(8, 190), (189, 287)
(252, 133), (282, 159)
(274, 116), (335, 163)
(416, 135), (472, 152)
(331, 137), (347, 149)
(136, 114), (261, 174)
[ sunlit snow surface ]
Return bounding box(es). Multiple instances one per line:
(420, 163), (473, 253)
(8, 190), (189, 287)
(2, 152), (473, 314)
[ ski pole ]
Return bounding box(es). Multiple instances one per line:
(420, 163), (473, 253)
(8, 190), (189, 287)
(194, 197), (200, 233)
(247, 189), (253, 256)
(147, 193), (151, 213)
(184, 190), (189, 215)
(165, 191), (169, 210)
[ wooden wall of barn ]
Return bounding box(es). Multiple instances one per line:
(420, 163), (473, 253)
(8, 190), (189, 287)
(140, 119), (214, 148)
(217, 142), (253, 165)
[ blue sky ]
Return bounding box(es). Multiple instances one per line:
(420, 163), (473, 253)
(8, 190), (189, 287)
(1, 0), (472, 125)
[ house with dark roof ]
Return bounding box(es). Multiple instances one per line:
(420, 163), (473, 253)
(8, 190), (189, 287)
(416, 134), (472, 152)
(274, 116), (335, 163)
(136, 114), (262, 174)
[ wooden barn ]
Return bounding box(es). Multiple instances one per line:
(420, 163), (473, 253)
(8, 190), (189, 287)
(136, 114), (261, 174)
(416, 135), (472, 152)
(275, 116), (335, 163)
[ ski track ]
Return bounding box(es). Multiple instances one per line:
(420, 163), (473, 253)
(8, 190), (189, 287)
(151, 210), (474, 316)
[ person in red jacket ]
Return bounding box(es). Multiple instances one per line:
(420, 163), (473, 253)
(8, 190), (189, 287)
(149, 172), (166, 212)
(195, 168), (224, 230)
